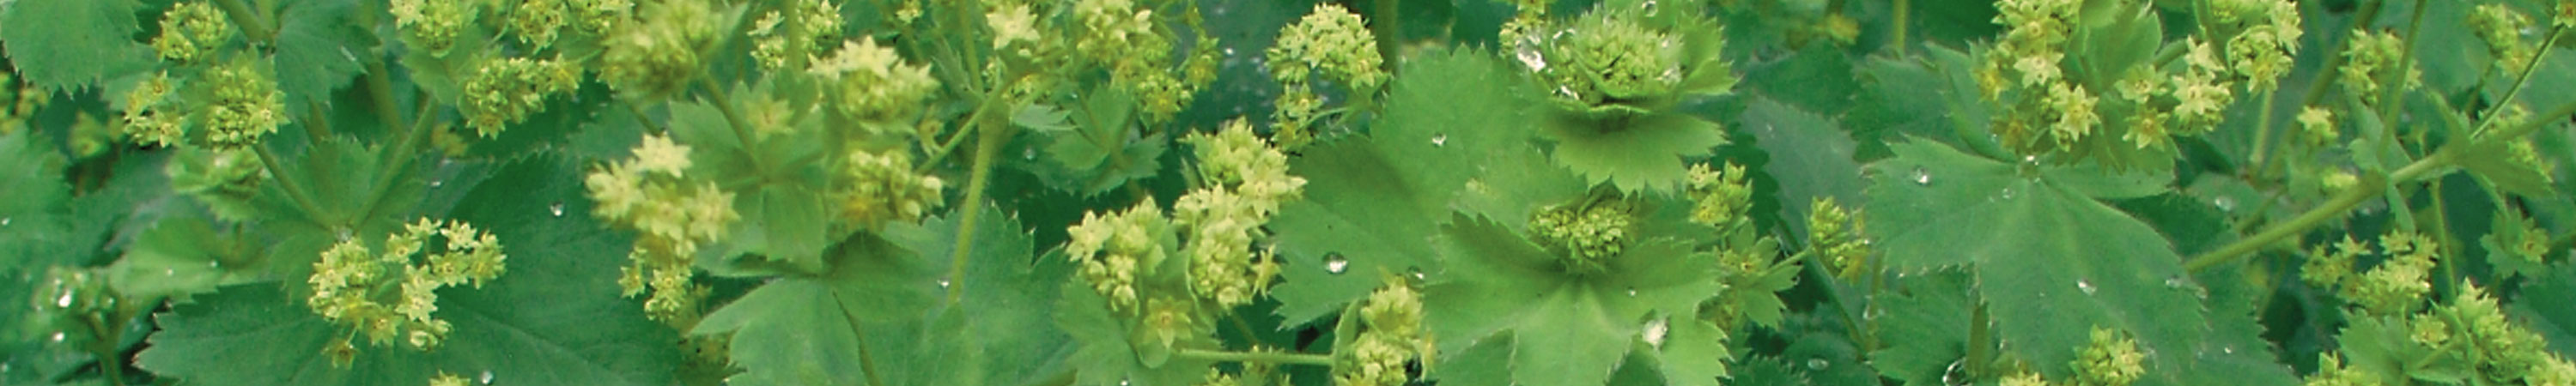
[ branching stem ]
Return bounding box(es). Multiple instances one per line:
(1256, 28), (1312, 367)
(211, 0), (274, 45)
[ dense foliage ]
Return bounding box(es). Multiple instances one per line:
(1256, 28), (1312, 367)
(1, 0), (2573, 384)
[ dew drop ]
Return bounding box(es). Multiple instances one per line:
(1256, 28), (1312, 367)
(1431, 134), (1447, 147)
(549, 202), (566, 217)
(2, 217), (11, 226)
(162, 268), (176, 277)
(1998, 187), (2017, 200)
(937, 280), (951, 288)
(479, 371), (495, 384)
(1911, 166), (1932, 186)
(1643, 318), (1670, 347)
(1625, 287), (1638, 297)
(1323, 253), (1350, 274)
(2213, 196), (2237, 212)
(1640, 0), (1658, 14)
(1024, 148), (1038, 160)
(2077, 280), (2097, 295)
(50, 332), (64, 342)
(1223, 47), (1236, 56)
(2163, 276), (2188, 289)
(1516, 45), (1548, 72)
(1806, 359), (1830, 371)
(1120, 379), (1132, 386)
(1406, 266), (1426, 280)
(54, 292), (72, 308)
(2022, 154), (2038, 163)
(428, 180), (444, 189)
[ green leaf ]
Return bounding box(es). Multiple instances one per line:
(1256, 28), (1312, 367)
(1867, 269), (1973, 386)
(1425, 214), (1720, 386)
(1269, 48), (1523, 324)
(732, 184), (834, 273)
(2453, 138), (2558, 197)
(104, 215), (254, 304)
(1847, 47), (1990, 160)
(0, 0), (155, 93)
(1053, 280), (1212, 386)
(270, 0), (373, 108)
(1742, 46), (1858, 115)
(1541, 110), (1728, 193)
(1864, 141), (2297, 386)
(140, 156), (683, 386)
(691, 234), (942, 385)
(2514, 264), (2576, 357)
(872, 205), (1068, 386)
(1742, 98), (1864, 238)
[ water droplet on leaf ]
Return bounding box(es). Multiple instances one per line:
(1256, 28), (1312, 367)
(549, 202), (565, 217)
(1807, 359), (1830, 371)
(1643, 318), (1669, 347)
(55, 292), (72, 308)
(50, 332), (64, 342)
(2213, 196), (2236, 212)
(938, 280), (951, 288)
(1516, 44), (1548, 72)
(428, 180), (444, 189)
(1431, 134), (1446, 147)
(1407, 266), (1425, 280)
(1911, 167), (1932, 186)
(480, 371), (495, 384)
(1324, 253), (1349, 274)
(2077, 280), (2097, 295)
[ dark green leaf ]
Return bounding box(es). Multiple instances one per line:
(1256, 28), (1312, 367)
(0, 0), (155, 93)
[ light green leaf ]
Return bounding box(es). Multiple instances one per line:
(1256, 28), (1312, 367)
(1864, 141), (2297, 386)
(271, 0), (372, 108)
(1426, 215), (1720, 386)
(2454, 138), (2558, 197)
(1270, 47), (1525, 324)
(104, 215), (253, 304)
(1054, 280), (1212, 386)
(691, 233), (942, 386)
(0, 0), (155, 93)
(872, 205), (1067, 386)
(1542, 111), (1728, 193)
(1742, 97), (1863, 238)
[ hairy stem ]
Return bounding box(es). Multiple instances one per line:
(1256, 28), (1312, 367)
(211, 0), (274, 45)
(1170, 348), (1335, 366)
(945, 111), (1010, 304)
(255, 145), (337, 227)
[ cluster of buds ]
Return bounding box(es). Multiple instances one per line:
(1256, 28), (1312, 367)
(150, 3), (234, 64)
(2439, 284), (2576, 383)
(509, 0), (568, 47)
(1174, 120), (1303, 307)
(1066, 201), (1169, 311)
(568, 0), (635, 34)
(201, 59), (290, 149)
(2304, 353), (2383, 386)
(585, 133), (738, 321)
(392, 0), (477, 56)
(165, 147), (265, 221)
(2213, 0), (2303, 90)
(307, 219), (507, 365)
(2296, 106), (2338, 147)
(807, 39), (939, 134)
(461, 57), (581, 136)
(1976, 0), (2091, 151)
(30, 268), (117, 347)
(2484, 211), (2558, 279)
(1807, 197), (1872, 280)
(1686, 162), (1753, 227)
(429, 371), (470, 386)
(1543, 9), (1685, 112)
(1530, 197), (1637, 274)
(836, 148), (944, 227)
(1068, 0), (1209, 122)
(2073, 327), (2147, 386)
(2306, 232), (2441, 317)
(1265, 4), (1385, 144)
(2338, 28), (2416, 106)
(2471, 4), (2540, 75)
(1334, 283), (1431, 386)
(600, 0), (715, 100)
(749, 0), (845, 70)
(119, 73), (185, 147)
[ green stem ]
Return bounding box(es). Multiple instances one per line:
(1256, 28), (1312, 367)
(2473, 25), (2568, 132)
(1892, 0), (1909, 57)
(944, 113), (1009, 304)
(1964, 304), (1991, 378)
(1170, 348), (1336, 366)
(255, 145), (337, 227)
(2247, 87), (2280, 181)
(358, 92), (437, 222)
(211, 0), (274, 45)
(2371, 0), (2431, 136)
(1374, 0), (1401, 69)
(2186, 158), (2418, 272)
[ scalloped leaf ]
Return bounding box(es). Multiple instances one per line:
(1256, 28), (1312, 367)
(1425, 214), (1720, 386)
(1540, 110), (1728, 193)
(1863, 141), (2296, 386)
(137, 156), (682, 386)
(1268, 48), (1527, 324)
(0, 0), (155, 93)
(270, 0), (373, 108)
(690, 233), (942, 386)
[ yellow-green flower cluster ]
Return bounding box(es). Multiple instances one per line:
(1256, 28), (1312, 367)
(510, 0), (569, 47)
(151, 3), (233, 64)
(203, 59), (289, 149)
(2331, 232), (2439, 317)
(2004, 372), (2056, 386)
(2072, 328), (2146, 386)
(2215, 0), (2302, 90)
(569, 0), (635, 34)
(1686, 162), (1752, 227)
(1070, 0), (1203, 122)
(392, 0), (477, 56)
(1807, 197), (1872, 280)
(837, 148), (944, 227)
(1531, 198), (1637, 274)
(307, 219), (507, 365)
(1549, 11), (1681, 106)
(1978, 0), (2101, 152)
(601, 0), (714, 100)
(462, 57), (581, 136)
(585, 134), (738, 321)
(1066, 201), (1168, 311)
(807, 39), (939, 131)
(987, 3), (1042, 51)
(1335, 283), (1430, 386)
(2339, 28), (2415, 106)
(2304, 354), (2383, 386)
(1174, 120), (1303, 307)
(2297, 106), (2337, 146)
(2472, 4), (2539, 75)
(2300, 236), (2369, 290)
(429, 371), (469, 386)
(1266, 4), (1384, 142)
(166, 148), (264, 221)
(750, 0), (845, 70)
(2169, 39), (2237, 136)
(118, 72), (185, 147)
